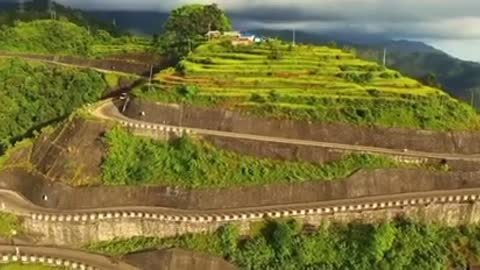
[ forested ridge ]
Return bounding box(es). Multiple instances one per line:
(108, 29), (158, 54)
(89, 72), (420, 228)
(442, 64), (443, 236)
(0, 58), (106, 151)
(0, 19), (150, 57)
(89, 218), (480, 270)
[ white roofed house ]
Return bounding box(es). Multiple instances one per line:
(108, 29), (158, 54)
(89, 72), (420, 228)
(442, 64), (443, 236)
(205, 30), (222, 39)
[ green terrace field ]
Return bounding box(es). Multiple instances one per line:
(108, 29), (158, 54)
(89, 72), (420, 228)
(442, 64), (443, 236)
(136, 40), (479, 130)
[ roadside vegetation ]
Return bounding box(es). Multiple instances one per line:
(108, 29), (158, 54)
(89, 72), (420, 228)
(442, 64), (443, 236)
(87, 218), (480, 269)
(137, 39), (479, 131)
(0, 58), (106, 152)
(0, 264), (63, 270)
(102, 128), (408, 187)
(0, 212), (21, 237)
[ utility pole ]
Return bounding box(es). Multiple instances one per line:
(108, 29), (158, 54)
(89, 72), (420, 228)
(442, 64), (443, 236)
(48, 0), (56, 20)
(292, 28), (296, 47)
(382, 48), (387, 67)
(18, 0), (25, 14)
(148, 65), (153, 91)
(471, 90), (476, 107)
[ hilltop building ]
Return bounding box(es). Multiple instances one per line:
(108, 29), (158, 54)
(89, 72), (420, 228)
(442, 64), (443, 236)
(205, 30), (263, 46)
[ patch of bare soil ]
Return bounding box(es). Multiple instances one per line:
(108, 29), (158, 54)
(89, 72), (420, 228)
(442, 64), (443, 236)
(124, 248), (237, 270)
(30, 118), (112, 186)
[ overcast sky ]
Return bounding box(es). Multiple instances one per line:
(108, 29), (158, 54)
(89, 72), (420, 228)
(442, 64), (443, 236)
(54, 0), (480, 62)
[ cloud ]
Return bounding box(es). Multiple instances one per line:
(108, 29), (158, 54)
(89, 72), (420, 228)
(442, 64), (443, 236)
(55, 0), (480, 41)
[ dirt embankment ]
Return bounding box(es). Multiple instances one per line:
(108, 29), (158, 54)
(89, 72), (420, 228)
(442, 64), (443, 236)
(124, 248), (237, 270)
(123, 99), (480, 155)
(30, 118), (112, 186)
(1, 167), (480, 211)
(0, 52), (168, 76)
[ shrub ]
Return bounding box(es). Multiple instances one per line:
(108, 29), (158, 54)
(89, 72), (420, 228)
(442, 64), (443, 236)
(250, 93), (267, 103)
(268, 90), (281, 102)
(176, 85), (198, 99)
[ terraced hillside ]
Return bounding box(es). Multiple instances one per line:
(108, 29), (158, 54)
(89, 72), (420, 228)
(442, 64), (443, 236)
(138, 39), (479, 130)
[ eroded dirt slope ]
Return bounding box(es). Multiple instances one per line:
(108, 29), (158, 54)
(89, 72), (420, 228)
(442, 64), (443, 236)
(30, 117), (112, 185)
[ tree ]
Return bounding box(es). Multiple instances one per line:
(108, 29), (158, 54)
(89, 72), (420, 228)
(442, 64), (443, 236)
(161, 4), (232, 61)
(419, 73), (443, 89)
(165, 4), (232, 40)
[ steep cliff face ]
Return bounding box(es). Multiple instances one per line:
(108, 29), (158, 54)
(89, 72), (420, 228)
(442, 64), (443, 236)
(123, 99), (480, 154)
(125, 248), (238, 270)
(22, 202), (480, 247)
(1, 168), (480, 211)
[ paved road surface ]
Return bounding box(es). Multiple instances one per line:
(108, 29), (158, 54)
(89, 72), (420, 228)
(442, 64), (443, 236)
(0, 245), (138, 270)
(95, 100), (480, 162)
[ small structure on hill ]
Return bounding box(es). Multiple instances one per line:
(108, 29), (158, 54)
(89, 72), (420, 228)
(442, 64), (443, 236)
(205, 30), (263, 46)
(205, 30), (222, 39)
(223, 31), (241, 38)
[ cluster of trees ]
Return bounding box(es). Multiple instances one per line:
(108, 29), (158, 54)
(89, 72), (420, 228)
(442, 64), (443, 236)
(0, 0), (122, 35)
(0, 19), (148, 57)
(0, 19), (93, 56)
(90, 218), (480, 269)
(0, 58), (106, 152)
(102, 128), (397, 187)
(154, 4), (232, 61)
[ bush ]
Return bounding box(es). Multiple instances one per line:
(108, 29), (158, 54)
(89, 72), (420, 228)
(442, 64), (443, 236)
(268, 90), (281, 102)
(88, 218), (480, 270)
(176, 85), (199, 99)
(250, 93), (267, 103)
(339, 72), (374, 84)
(101, 129), (400, 187)
(0, 58), (106, 152)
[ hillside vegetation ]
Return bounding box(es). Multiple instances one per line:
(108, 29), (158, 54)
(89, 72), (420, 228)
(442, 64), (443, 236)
(0, 58), (106, 151)
(88, 218), (480, 270)
(102, 128), (402, 187)
(137, 39), (479, 130)
(0, 0), (122, 35)
(0, 20), (151, 57)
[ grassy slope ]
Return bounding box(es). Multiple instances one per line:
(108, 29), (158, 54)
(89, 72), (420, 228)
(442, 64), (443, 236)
(101, 128), (415, 187)
(0, 212), (21, 237)
(87, 219), (480, 269)
(135, 39), (479, 130)
(0, 20), (150, 57)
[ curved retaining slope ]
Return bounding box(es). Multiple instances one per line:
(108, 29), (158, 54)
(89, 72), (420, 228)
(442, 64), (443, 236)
(1, 168), (480, 211)
(122, 99), (480, 154)
(0, 245), (137, 270)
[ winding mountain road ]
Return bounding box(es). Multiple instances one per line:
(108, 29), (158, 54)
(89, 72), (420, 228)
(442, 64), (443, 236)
(0, 245), (138, 270)
(94, 99), (480, 162)
(0, 99), (478, 268)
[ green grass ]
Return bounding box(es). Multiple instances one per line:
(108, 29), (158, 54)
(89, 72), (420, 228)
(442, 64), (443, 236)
(0, 264), (63, 270)
(87, 219), (480, 270)
(0, 213), (21, 237)
(139, 39), (479, 131)
(102, 128), (408, 187)
(0, 20), (151, 57)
